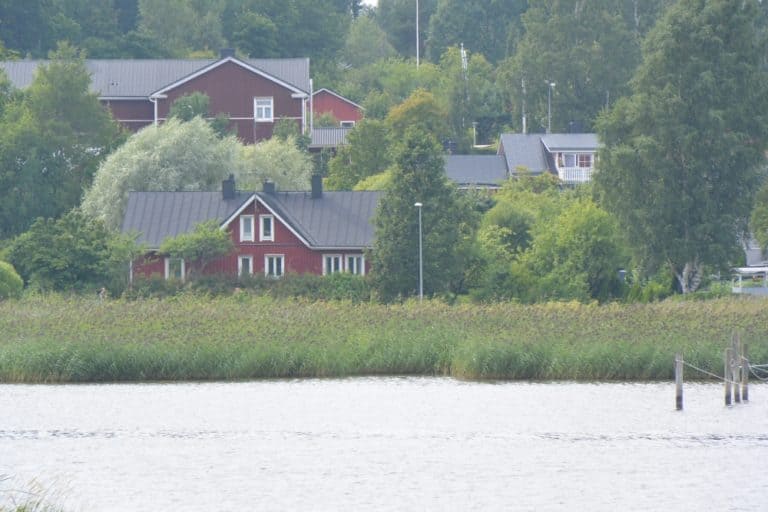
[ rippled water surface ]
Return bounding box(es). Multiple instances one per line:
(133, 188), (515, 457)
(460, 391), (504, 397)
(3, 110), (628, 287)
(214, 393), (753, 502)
(1, 379), (767, 511)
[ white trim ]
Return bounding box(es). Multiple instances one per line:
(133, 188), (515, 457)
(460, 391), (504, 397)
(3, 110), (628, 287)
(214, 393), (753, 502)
(253, 196), (312, 247)
(345, 254), (365, 276)
(312, 88), (365, 110)
(340, 120), (356, 128)
(150, 56), (307, 97)
(259, 214), (274, 241)
(220, 194), (257, 229)
(254, 97), (274, 123)
(323, 254), (343, 275)
(164, 257), (185, 281)
(238, 255), (253, 276)
(264, 254), (285, 278)
(100, 96), (152, 101)
(240, 214), (255, 242)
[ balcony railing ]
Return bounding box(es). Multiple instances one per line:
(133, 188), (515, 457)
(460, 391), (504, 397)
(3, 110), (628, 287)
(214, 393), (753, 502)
(557, 167), (594, 184)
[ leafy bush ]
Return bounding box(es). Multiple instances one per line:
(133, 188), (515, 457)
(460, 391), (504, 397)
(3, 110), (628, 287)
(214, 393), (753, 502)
(0, 260), (23, 300)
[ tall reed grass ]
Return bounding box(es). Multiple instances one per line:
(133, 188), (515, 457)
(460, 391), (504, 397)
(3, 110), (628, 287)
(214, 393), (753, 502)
(0, 294), (766, 382)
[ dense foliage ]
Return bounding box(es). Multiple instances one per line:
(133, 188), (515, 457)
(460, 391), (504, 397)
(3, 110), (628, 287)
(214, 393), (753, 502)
(0, 260), (23, 300)
(596, 0), (768, 293)
(1, 294), (766, 382)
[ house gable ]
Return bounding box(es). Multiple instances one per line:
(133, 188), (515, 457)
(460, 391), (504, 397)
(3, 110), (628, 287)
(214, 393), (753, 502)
(312, 88), (364, 125)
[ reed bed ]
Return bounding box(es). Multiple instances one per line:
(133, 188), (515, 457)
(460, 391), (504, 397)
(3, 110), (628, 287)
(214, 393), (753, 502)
(0, 294), (766, 382)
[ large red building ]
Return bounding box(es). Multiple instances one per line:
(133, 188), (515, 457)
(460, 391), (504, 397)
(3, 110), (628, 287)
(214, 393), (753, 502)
(1, 50), (310, 144)
(122, 176), (381, 282)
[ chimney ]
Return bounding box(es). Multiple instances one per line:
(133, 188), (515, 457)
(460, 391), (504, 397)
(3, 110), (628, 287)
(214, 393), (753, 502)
(220, 48), (235, 59)
(262, 180), (276, 195)
(222, 174), (235, 200)
(311, 174), (323, 199)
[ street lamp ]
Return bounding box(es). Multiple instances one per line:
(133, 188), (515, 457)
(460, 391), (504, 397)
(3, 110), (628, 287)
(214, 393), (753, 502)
(546, 81), (556, 134)
(414, 202), (423, 301)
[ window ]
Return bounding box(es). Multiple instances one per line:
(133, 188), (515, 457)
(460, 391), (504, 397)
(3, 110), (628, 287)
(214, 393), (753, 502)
(340, 120), (356, 128)
(165, 257), (185, 281)
(240, 215), (254, 242)
(324, 254), (342, 275)
(254, 97), (273, 122)
(578, 154), (592, 168)
(346, 255), (365, 275)
(260, 215), (274, 241)
(265, 254), (284, 278)
(238, 255), (253, 276)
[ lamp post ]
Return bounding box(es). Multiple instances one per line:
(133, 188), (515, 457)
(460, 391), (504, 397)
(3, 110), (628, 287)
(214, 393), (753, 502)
(546, 81), (556, 134)
(414, 202), (423, 301)
(416, 0), (420, 68)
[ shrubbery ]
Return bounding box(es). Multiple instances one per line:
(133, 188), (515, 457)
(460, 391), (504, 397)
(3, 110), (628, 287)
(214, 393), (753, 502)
(0, 260), (23, 300)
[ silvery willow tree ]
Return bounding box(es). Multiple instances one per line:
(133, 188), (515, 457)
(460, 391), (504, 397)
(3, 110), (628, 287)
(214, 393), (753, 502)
(595, 0), (768, 293)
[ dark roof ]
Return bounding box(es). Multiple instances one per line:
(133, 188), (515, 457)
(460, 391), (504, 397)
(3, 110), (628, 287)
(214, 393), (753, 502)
(121, 191), (252, 249)
(498, 133), (599, 176)
(445, 155), (508, 187)
(121, 189), (382, 250)
(498, 134), (550, 175)
(256, 190), (381, 249)
(0, 57), (310, 97)
(309, 127), (351, 148)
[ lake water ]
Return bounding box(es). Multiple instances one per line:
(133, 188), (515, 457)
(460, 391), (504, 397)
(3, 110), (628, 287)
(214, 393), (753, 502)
(1, 378), (767, 511)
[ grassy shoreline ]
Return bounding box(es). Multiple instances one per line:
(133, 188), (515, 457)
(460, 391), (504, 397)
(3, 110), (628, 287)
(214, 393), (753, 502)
(1, 294), (766, 383)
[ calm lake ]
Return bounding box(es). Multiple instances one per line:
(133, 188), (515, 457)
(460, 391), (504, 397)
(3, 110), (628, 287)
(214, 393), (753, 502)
(1, 378), (766, 511)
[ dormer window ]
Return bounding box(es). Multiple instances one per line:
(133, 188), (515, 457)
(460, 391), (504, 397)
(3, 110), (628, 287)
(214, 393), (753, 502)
(260, 215), (274, 241)
(557, 153), (594, 168)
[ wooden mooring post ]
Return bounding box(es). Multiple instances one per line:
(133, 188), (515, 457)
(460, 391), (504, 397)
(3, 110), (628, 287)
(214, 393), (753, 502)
(724, 347), (733, 406)
(675, 353), (683, 411)
(732, 333), (741, 404)
(742, 342), (749, 402)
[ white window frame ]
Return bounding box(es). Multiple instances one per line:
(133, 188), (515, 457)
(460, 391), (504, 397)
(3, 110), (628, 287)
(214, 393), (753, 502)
(345, 254), (365, 276)
(254, 97), (274, 122)
(164, 257), (185, 281)
(340, 120), (356, 128)
(259, 214), (274, 241)
(238, 255), (253, 276)
(265, 254), (284, 278)
(323, 254), (343, 275)
(240, 215), (255, 242)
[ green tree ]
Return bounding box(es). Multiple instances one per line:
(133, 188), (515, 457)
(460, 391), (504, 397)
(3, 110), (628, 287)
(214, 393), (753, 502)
(0, 260), (23, 299)
(426, 0), (527, 63)
(750, 180), (768, 252)
(326, 119), (392, 189)
(377, 0), (437, 59)
(371, 127), (471, 300)
(386, 88), (448, 141)
(237, 135), (314, 191)
(500, 0), (640, 133)
(169, 91), (210, 121)
(138, 0), (225, 57)
(595, 0), (768, 293)
(0, 44), (121, 239)
(340, 14), (397, 68)
(7, 210), (138, 292)
(81, 117), (241, 231)
(159, 219), (233, 278)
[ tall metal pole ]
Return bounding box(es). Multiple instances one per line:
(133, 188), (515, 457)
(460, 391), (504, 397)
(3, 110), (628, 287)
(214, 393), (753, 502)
(547, 81), (555, 134)
(416, 0), (420, 68)
(415, 202), (423, 301)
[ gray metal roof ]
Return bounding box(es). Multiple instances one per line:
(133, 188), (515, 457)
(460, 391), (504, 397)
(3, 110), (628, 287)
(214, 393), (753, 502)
(121, 191), (253, 249)
(121, 189), (381, 250)
(1, 57), (310, 97)
(540, 133), (599, 151)
(445, 155), (508, 187)
(257, 190), (381, 248)
(498, 134), (550, 175)
(309, 127), (351, 148)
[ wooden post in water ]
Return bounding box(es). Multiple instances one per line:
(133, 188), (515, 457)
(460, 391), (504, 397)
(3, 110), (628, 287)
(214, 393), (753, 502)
(724, 347), (732, 406)
(742, 342), (749, 403)
(675, 353), (683, 411)
(732, 334), (741, 404)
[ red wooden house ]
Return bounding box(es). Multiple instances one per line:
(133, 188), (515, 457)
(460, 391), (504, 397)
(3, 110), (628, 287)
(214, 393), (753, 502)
(122, 175), (381, 282)
(311, 88), (364, 128)
(1, 50), (310, 144)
